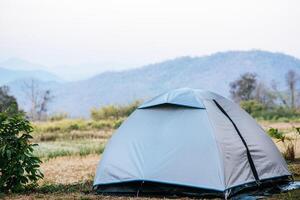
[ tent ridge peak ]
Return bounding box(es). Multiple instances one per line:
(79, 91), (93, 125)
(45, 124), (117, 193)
(138, 88), (219, 109)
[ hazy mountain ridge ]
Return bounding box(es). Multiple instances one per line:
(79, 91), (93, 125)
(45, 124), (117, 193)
(0, 58), (63, 84)
(5, 50), (300, 117)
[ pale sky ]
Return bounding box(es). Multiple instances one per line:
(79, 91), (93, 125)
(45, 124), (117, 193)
(0, 0), (300, 79)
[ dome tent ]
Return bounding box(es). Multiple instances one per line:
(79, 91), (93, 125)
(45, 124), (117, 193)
(93, 88), (291, 198)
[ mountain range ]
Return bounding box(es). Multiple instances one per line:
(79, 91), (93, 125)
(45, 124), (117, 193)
(0, 58), (62, 85)
(2, 50), (300, 117)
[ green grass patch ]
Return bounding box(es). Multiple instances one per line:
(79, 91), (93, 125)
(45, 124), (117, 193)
(34, 139), (105, 160)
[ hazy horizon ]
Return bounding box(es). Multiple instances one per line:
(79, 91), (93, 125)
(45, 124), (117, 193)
(1, 0), (300, 80)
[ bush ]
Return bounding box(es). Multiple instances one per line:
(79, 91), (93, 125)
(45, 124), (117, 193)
(240, 100), (264, 117)
(49, 113), (68, 121)
(267, 128), (284, 140)
(240, 100), (300, 121)
(0, 113), (43, 192)
(91, 101), (140, 120)
(267, 127), (300, 161)
(0, 86), (20, 116)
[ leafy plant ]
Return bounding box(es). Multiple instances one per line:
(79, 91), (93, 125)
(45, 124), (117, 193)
(268, 127), (300, 161)
(0, 112), (43, 192)
(0, 86), (20, 116)
(267, 128), (285, 141)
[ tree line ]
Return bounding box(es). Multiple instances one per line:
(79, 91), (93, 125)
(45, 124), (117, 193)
(230, 70), (300, 120)
(1, 71), (300, 121)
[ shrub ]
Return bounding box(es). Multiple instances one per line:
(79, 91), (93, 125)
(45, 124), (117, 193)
(49, 113), (68, 121)
(240, 100), (264, 117)
(267, 128), (284, 140)
(68, 123), (80, 131)
(268, 127), (300, 161)
(0, 86), (20, 116)
(240, 100), (300, 121)
(0, 112), (43, 192)
(91, 101), (140, 120)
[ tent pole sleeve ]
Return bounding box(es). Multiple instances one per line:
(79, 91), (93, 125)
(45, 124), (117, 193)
(213, 100), (260, 183)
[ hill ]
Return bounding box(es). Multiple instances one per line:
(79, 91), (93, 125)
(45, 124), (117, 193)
(0, 58), (63, 84)
(7, 50), (300, 117)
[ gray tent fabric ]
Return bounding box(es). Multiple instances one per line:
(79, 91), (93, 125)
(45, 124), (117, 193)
(94, 88), (291, 197)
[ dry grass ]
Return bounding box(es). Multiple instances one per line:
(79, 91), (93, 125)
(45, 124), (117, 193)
(5, 194), (194, 200)
(40, 154), (100, 185)
(4, 154), (300, 200)
(4, 120), (300, 199)
(4, 154), (215, 200)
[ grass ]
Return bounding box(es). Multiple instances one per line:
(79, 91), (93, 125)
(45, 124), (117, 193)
(34, 139), (106, 160)
(32, 119), (122, 141)
(31, 119), (115, 160)
(4, 156), (300, 200)
(6, 119), (299, 199)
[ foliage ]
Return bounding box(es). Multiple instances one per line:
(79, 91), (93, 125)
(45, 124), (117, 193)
(48, 113), (69, 122)
(267, 128), (285, 141)
(0, 112), (43, 192)
(0, 86), (20, 116)
(267, 127), (300, 161)
(240, 100), (264, 117)
(230, 73), (257, 102)
(232, 70), (300, 121)
(90, 101), (140, 121)
(240, 100), (300, 121)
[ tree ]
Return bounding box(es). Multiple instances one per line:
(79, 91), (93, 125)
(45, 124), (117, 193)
(0, 112), (43, 192)
(254, 82), (276, 108)
(23, 79), (53, 121)
(285, 70), (298, 109)
(229, 73), (257, 102)
(270, 80), (288, 107)
(0, 86), (19, 115)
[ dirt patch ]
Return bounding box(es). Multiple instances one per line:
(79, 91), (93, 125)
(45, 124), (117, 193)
(40, 154), (100, 184)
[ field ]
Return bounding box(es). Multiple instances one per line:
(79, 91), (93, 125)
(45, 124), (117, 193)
(4, 119), (300, 200)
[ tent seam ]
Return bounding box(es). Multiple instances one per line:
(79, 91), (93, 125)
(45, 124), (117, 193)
(202, 100), (226, 190)
(213, 99), (260, 184)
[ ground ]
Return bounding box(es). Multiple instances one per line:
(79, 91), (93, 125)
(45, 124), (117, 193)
(3, 121), (300, 199)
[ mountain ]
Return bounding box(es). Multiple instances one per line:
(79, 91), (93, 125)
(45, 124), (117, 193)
(7, 50), (300, 117)
(0, 58), (63, 85)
